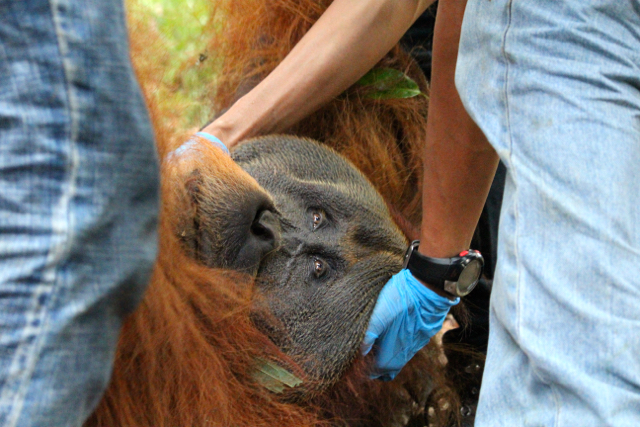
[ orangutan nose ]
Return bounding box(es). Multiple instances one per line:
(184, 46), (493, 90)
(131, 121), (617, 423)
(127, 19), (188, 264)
(232, 206), (281, 274)
(250, 209), (281, 251)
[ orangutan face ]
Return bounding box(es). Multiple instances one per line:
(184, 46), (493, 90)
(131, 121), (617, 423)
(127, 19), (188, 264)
(233, 136), (407, 385)
(179, 135), (407, 386)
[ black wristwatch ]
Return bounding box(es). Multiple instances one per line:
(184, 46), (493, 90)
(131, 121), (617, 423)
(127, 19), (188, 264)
(402, 240), (484, 297)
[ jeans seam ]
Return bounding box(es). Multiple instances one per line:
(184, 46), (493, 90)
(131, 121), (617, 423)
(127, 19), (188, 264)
(45, 0), (80, 356)
(3, 2), (79, 425)
(502, 2), (561, 426)
(501, 0), (517, 344)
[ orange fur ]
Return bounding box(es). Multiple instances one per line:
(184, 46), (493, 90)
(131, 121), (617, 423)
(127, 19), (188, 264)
(87, 142), (325, 427)
(88, 1), (461, 426)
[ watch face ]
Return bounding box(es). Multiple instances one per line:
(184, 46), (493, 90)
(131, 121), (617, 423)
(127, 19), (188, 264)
(456, 259), (482, 295)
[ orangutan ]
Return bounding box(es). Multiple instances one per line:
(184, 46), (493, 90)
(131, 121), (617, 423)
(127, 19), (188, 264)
(87, 134), (458, 427)
(87, 0), (464, 425)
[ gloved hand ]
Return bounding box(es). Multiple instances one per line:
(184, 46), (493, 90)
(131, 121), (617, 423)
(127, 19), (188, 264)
(361, 269), (459, 381)
(171, 131), (230, 158)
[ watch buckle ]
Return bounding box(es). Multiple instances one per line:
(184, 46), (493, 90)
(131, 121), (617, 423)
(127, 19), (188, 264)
(444, 280), (458, 295)
(402, 240), (420, 269)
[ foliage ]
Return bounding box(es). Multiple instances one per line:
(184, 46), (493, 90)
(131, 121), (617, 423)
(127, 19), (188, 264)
(127, 1), (426, 139)
(127, 0), (217, 134)
(356, 68), (425, 100)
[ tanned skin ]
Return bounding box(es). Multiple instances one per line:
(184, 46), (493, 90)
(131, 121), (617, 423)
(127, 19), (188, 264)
(420, 0), (499, 256)
(203, 0), (434, 144)
(418, 0), (499, 297)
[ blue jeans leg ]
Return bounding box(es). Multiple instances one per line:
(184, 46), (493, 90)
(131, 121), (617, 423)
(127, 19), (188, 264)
(457, 0), (640, 426)
(0, 1), (159, 425)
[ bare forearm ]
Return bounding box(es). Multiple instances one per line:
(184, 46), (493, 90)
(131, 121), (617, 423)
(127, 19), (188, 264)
(419, 0), (499, 258)
(204, 0), (435, 147)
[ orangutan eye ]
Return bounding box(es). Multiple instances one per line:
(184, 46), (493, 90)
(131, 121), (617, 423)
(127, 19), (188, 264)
(312, 210), (325, 230)
(313, 258), (326, 277)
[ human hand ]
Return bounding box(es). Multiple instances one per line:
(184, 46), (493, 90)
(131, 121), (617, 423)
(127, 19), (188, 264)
(361, 269), (459, 381)
(166, 132), (229, 165)
(190, 131), (229, 155)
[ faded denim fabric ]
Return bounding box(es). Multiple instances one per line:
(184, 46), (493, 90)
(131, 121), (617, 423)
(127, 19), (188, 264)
(457, 0), (640, 425)
(0, 0), (159, 426)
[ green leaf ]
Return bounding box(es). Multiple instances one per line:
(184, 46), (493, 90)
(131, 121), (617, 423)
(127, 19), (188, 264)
(365, 87), (423, 100)
(253, 359), (303, 394)
(356, 68), (424, 100)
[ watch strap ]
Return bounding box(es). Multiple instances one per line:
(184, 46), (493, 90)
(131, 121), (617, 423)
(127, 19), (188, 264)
(405, 250), (455, 289)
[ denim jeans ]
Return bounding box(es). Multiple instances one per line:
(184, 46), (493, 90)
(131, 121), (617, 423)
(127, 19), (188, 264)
(457, 0), (640, 425)
(0, 1), (159, 426)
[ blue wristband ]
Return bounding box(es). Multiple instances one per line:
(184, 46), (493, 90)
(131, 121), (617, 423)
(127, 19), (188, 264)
(195, 131), (230, 156)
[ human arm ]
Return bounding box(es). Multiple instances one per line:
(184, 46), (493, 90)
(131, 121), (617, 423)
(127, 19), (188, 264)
(363, 0), (500, 379)
(418, 0), (499, 262)
(202, 0), (435, 148)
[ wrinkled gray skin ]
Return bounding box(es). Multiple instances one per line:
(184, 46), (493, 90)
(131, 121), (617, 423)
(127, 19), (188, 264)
(232, 136), (408, 385)
(182, 135), (408, 386)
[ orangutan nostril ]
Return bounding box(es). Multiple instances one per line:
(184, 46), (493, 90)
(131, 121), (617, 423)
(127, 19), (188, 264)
(251, 209), (280, 246)
(228, 207), (281, 275)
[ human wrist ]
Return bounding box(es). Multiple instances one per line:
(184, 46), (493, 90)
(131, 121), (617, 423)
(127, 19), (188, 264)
(417, 226), (473, 258)
(202, 100), (266, 150)
(202, 116), (229, 140)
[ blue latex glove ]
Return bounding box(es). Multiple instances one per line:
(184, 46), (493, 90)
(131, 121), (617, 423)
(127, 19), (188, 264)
(194, 132), (229, 155)
(170, 131), (230, 159)
(362, 269), (459, 380)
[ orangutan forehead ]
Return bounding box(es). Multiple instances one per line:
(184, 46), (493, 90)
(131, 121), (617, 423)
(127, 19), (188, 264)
(345, 221), (406, 259)
(234, 136), (382, 190)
